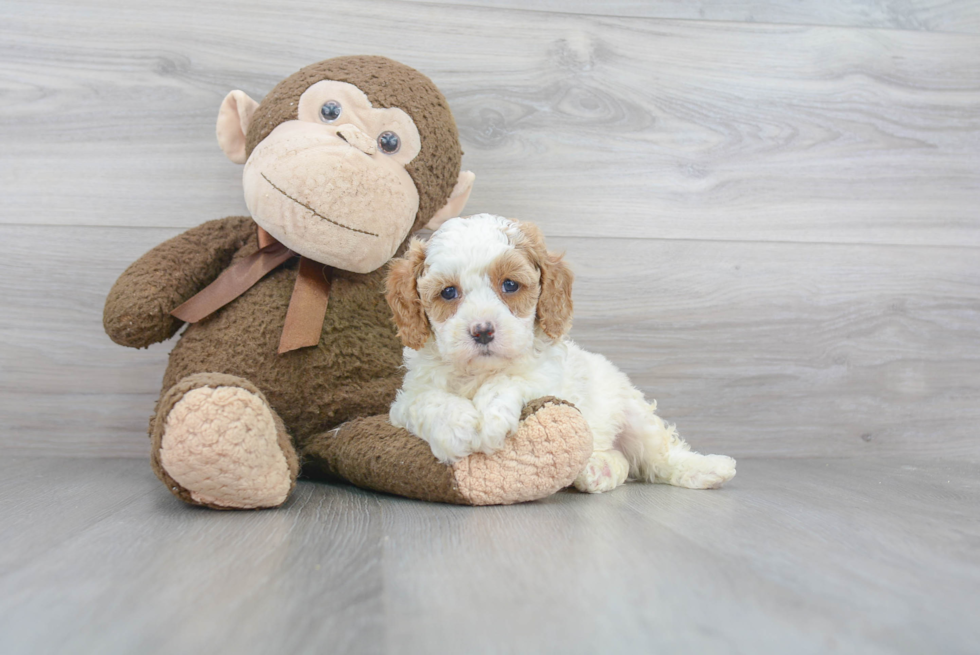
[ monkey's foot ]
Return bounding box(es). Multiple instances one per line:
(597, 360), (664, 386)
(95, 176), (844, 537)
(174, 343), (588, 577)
(451, 398), (594, 504)
(151, 373), (299, 509)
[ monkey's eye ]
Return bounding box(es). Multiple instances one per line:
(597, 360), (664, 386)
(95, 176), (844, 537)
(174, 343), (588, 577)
(502, 280), (520, 294)
(319, 101), (342, 122)
(440, 286), (458, 301)
(378, 131), (401, 154)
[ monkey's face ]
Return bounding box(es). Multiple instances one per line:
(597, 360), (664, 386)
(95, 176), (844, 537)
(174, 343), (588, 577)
(241, 81), (423, 273)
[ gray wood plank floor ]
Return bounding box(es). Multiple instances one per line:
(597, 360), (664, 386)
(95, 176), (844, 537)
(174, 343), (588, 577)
(2, 3), (978, 651)
(0, 456), (977, 654)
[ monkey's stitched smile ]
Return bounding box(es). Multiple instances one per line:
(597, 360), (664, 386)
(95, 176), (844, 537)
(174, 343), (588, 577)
(260, 172), (380, 238)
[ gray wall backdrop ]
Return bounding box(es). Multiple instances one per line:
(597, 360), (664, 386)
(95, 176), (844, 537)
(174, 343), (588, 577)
(1, 0), (978, 459)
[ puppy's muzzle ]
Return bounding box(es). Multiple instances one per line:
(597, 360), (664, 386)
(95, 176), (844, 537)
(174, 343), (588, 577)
(470, 322), (495, 345)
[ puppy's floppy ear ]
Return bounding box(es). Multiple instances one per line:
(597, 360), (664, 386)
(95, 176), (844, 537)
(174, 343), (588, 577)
(385, 238), (431, 350)
(515, 221), (574, 339)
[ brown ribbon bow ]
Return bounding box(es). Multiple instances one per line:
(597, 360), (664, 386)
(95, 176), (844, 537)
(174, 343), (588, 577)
(171, 227), (332, 354)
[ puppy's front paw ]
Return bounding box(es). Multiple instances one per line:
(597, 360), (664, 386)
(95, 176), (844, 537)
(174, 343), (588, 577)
(474, 385), (524, 452)
(478, 403), (522, 452)
(427, 407), (482, 464)
(574, 450), (630, 494)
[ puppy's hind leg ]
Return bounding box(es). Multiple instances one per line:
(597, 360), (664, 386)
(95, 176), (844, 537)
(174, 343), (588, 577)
(574, 449), (630, 494)
(618, 401), (736, 490)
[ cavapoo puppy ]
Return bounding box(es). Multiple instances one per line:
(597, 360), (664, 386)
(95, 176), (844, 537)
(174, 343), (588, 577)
(385, 214), (736, 493)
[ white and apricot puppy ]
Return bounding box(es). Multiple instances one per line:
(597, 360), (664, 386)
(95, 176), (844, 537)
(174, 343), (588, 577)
(385, 214), (735, 493)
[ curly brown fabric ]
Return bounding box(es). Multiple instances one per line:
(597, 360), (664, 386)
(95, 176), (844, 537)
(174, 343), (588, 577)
(302, 415), (467, 504)
(104, 216), (254, 349)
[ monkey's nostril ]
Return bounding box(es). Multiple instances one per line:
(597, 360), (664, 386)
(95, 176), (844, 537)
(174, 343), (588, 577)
(335, 124), (377, 155)
(470, 323), (495, 345)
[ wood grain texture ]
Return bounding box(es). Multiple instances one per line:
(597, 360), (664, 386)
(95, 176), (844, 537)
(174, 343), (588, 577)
(0, 457), (977, 654)
(0, 457), (154, 577)
(417, 0), (980, 35)
(0, 458), (386, 655)
(0, 225), (179, 457)
(1, 0), (979, 246)
(2, 225), (978, 459)
(380, 457), (980, 654)
(0, 2), (978, 459)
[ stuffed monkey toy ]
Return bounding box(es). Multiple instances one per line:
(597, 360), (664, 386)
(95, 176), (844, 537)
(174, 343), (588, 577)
(104, 56), (592, 509)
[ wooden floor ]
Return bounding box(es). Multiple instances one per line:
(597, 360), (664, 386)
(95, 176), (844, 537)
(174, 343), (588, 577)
(0, 456), (977, 654)
(2, 2), (979, 653)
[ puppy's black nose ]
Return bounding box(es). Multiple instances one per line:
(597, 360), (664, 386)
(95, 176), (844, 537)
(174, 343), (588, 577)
(471, 323), (495, 345)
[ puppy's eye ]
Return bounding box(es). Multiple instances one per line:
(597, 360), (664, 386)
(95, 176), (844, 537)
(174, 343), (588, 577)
(319, 101), (342, 122)
(440, 286), (458, 300)
(502, 279), (520, 294)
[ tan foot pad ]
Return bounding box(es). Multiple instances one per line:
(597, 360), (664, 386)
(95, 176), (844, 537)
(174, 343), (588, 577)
(159, 385), (292, 509)
(452, 399), (594, 505)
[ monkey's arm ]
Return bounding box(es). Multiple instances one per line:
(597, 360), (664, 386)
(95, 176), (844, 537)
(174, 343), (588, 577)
(104, 215), (255, 348)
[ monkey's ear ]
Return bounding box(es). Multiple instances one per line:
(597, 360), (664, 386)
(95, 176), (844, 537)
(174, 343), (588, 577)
(216, 90), (260, 164)
(426, 171), (476, 230)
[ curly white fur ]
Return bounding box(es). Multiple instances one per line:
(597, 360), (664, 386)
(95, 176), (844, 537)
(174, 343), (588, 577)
(388, 214), (736, 493)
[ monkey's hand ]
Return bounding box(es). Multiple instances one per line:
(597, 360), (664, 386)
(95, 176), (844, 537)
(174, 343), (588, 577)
(104, 216), (255, 348)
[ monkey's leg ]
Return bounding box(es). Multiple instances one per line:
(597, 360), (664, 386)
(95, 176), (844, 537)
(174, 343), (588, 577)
(301, 397), (593, 505)
(150, 373), (300, 510)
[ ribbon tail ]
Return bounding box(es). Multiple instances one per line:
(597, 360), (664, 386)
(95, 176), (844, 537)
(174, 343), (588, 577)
(171, 242), (294, 323)
(257, 226), (277, 249)
(278, 257), (331, 354)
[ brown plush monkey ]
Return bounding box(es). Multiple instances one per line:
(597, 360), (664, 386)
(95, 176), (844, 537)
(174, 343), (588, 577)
(104, 56), (592, 509)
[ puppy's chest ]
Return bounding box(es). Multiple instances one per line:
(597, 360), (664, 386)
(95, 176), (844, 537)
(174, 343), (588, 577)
(445, 376), (485, 399)
(447, 360), (566, 401)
